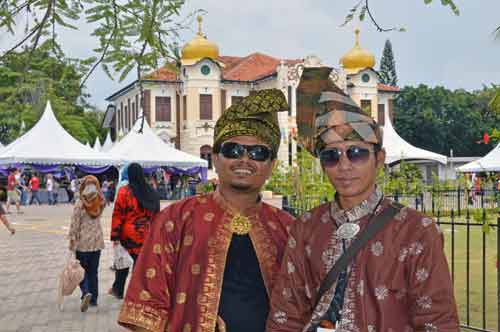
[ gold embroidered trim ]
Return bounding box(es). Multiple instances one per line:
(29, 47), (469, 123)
(118, 301), (168, 332)
(250, 212), (280, 295)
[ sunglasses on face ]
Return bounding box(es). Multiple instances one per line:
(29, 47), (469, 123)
(319, 145), (378, 167)
(219, 142), (273, 162)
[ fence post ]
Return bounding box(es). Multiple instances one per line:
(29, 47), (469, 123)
(432, 189), (435, 216)
(497, 213), (500, 331)
(282, 196), (289, 214)
(457, 186), (461, 216)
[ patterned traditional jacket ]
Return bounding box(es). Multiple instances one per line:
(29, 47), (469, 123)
(118, 192), (295, 332)
(267, 189), (459, 332)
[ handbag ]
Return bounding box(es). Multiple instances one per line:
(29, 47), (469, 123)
(113, 244), (134, 270)
(57, 252), (85, 311)
(313, 202), (402, 329)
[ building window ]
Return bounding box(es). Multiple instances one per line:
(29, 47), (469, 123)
(132, 102), (136, 124)
(155, 96), (171, 122)
(231, 96), (244, 106)
(183, 95), (187, 121)
(288, 135), (293, 166)
(119, 102), (123, 131)
(377, 104), (385, 126)
(287, 86), (292, 116)
(200, 94), (212, 120)
(360, 99), (372, 115)
(200, 145), (213, 169)
(362, 73), (370, 83)
(125, 105), (129, 129)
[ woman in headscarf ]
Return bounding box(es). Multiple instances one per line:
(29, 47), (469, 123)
(108, 163), (160, 299)
(68, 175), (105, 312)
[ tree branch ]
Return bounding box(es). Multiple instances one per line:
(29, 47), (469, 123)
(0, 21), (42, 60)
(79, 1), (119, 89)
(364, 0), (397, 32)
(28, 1), (53, 58)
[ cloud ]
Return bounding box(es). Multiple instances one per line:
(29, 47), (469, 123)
(1, 0), (499, 109)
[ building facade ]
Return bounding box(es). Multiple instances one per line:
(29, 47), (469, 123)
(104, 19), (399, 169)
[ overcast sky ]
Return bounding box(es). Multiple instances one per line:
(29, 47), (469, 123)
(2, 0), (499, 109)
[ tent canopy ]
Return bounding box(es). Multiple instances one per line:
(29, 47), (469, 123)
(101, 132), (114, 152)
(0, 101), (117, 166)
(93, 136), (102, 152)
(109, 120), (208, 168)
(457, 143), (500, 172)
(382, 111), (447, 165)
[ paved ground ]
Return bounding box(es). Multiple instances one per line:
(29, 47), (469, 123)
(0, 203), (132, 332)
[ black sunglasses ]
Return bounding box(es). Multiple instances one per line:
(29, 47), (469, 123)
(219, 142), (274, 162)
(319, 145), (379, 167)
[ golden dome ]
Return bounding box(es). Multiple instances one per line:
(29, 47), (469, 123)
(181, 16), (219, 66)
(340, 29), (375, 74)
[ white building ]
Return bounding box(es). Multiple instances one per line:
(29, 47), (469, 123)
(104, 19), (399, 169)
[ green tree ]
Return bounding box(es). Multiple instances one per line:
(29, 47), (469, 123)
(393, 84), (500, 157)
(379, 39), (398, 87)
(0, 41), (103, 144)
(0, 1), (200, 132)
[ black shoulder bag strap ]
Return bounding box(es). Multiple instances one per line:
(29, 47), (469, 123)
(314, 202), (402, 308)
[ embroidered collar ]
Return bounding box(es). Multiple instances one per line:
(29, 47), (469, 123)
(329, 188), (383, 225)
(212, 190), (262, 219)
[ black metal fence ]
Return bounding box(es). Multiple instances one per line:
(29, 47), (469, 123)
(283, 189), (499, 218)
(282, 195), (500, 332)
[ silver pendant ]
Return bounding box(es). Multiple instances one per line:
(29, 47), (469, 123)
(336, 222), (360, 240)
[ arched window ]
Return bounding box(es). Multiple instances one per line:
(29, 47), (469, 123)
(200, 145), (213, 169)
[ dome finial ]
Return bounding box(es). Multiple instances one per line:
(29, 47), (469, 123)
(197, 15), (203, 36)
(355, 28), (361, 46)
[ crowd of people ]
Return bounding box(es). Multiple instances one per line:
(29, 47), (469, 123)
(1, 83), (461, 331)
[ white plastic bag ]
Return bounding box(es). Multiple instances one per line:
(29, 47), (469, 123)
(57, 252), (85, 311)
(113, 244), (134, 270)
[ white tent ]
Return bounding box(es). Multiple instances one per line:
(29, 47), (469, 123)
(0, 101), (117, 166)
(109, 119), (208, 168)
(382, 110), (447, 165)
(457, 143), (500, 172)
(93, 136), (102, 152)
(101, 132), (114, 152)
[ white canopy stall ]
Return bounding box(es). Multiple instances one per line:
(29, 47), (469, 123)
(457, 143), (500, 172)
(0, 101), (117, 166)
(109, 120), (208, 169)
(101, 132), (114, 152)
(382, 111), (447, 165)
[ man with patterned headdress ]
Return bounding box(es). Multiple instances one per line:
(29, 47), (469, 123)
(118, 89), (295, 332)
(266, 67), (459, 332)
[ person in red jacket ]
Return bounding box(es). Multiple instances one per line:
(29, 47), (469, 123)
(108, 163), (160, 299)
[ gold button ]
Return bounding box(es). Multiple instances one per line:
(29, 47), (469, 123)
(176, 292), (187, 304)
(139, 290), (151, 301)
(191, 264), (201, 275)
(184, 235), (194, 246)
(165, 221), (174, 232)
(183, 323), (192, 332)
(204, 212), (215, 222)
(153, 244), (161, 254)
(146, 267), (156, 279)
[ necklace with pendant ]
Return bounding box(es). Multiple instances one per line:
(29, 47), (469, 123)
(230, 213), (252, 235)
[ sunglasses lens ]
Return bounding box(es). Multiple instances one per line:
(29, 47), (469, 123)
(248, 145), (272, 161)
(346, 146), (371, 163)
(319, 149), (341, 167)
(220, 142), (243, 159)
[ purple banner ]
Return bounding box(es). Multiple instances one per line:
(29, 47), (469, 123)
(164, 166), (208, 183)
(77, 165), (114, 174)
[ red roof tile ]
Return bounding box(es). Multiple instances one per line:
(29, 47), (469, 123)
(146, 53), (302, 82)
(146, 66), (179, 81)
(377, 83), (400, 92)
(219, 52), (301, 81)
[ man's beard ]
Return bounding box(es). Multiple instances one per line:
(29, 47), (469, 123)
(230, 182), (253, 192)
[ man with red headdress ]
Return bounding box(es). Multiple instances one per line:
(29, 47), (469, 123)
(118, 89), (295, 332)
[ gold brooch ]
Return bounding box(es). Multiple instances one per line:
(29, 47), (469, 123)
(230, 214), (252, 235)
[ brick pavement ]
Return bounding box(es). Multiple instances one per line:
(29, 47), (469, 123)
(0, 204), (126, 332)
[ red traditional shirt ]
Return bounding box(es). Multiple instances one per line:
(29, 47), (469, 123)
(267, 190), (459, 332)
(111, 185), (156, 255)
(117, 192), (295, 332)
